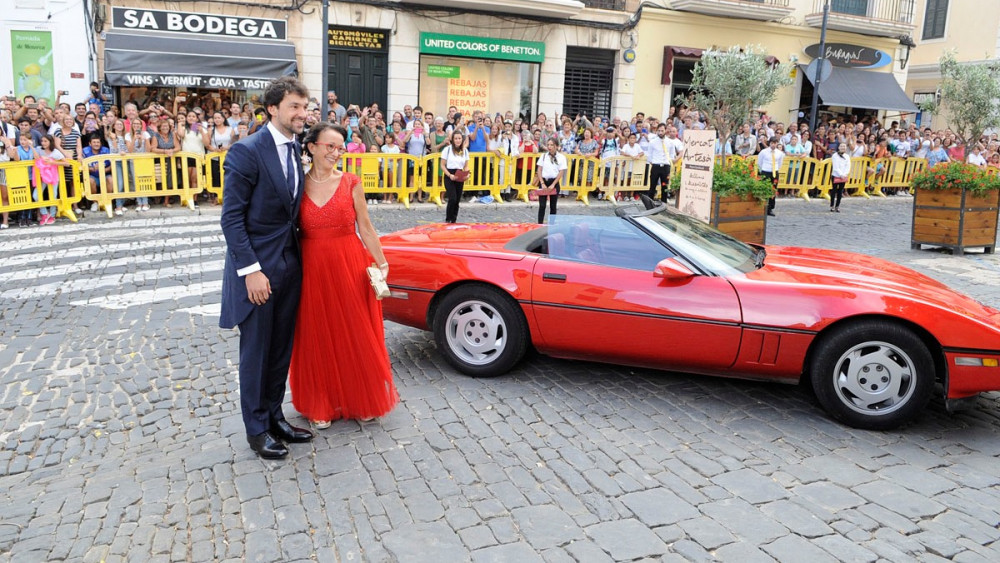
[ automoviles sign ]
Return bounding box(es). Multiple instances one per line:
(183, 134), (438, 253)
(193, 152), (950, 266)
(419, 33), (545, 64)
(112, 7), (287, 40)
(804, 43), (891, 69)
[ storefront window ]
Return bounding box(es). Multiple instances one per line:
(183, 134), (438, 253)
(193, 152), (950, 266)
(419, 56), (538, 121)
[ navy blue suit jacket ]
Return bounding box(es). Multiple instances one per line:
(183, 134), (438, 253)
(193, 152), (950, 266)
(219, 128), (303, 329)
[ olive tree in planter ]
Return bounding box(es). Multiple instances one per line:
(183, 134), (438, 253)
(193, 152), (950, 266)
(678, 45), (793, 152)
(918, 52), (1000, 148)
(910, 161), (1000, 255)
(671, 157), (775, 244)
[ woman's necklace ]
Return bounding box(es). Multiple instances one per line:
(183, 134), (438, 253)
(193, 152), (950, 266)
(308, 169), (334, 183)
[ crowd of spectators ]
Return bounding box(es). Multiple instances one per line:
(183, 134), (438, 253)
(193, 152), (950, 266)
(1, 82), (996, 229)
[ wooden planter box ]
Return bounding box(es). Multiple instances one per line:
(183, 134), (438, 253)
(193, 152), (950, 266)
(711, 193), (768, 244)
(911, 187), (999, 255)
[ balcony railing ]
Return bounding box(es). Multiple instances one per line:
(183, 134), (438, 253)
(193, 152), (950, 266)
(806, 0), (915, 38)
(817, 0), (914, 23)
(582, 0), (626, 9)
(670, 0), (793, 22)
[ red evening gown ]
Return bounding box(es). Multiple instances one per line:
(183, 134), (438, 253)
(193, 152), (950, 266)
(289, 173), (398, 421)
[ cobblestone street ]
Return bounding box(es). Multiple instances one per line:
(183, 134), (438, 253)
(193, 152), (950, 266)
(2, 196), (1000, 562)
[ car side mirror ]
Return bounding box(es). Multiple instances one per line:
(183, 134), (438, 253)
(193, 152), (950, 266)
(653, 258), (694, 280)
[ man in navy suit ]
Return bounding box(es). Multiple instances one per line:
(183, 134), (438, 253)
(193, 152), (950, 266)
(220, 76), (314, 459)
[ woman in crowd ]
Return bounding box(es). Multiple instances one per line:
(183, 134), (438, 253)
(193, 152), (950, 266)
(177, 111), (205, 199)
(53, 113), (82, 216)
(927, 138), (950, 169)
(403, 119), (427, 202)
(389, 112), (405, 136)
(289, 123), (397, 428)
(517, 129), (539, 188)
(535, 138), (567, 224)
(441, 130), (470, 223)
(380, 131), (400, 203)
(149, 118), (178, 206)
(829, 143), (850, 213)
(106, 118), (129, 215)
(576, 128), (600, 198)
(125, 116), (151, 211)
(204, 111), (235, 204)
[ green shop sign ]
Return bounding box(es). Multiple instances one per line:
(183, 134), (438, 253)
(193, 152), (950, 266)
(420, 33), (545, 64)
(427, 64), (460, 79)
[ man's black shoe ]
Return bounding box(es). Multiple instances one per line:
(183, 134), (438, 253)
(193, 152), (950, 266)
(247, 431), (289, 459)
(767, 210), (776, 216)
(271, 419), (314, 443)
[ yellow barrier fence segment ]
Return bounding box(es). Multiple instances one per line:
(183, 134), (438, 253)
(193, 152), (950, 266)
(603, 156), (650, 204)
(776, 157), (815, 201)
(204, 151), (226, 203)
(466, 152), (507, 203)
(561, 154), (596, 205)
(844, 156), (872, 199)
(509, 153), (540, 202)
(0, 159), (82, 222)
(82, 152), (200, 217)
(340, 153), (419, 208)
(902, 157), (926, 195)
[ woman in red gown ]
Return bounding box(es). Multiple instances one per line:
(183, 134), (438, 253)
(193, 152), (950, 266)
(290, 123), (397, 428)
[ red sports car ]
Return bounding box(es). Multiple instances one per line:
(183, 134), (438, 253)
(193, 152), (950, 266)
(379, 202), (1000, 429)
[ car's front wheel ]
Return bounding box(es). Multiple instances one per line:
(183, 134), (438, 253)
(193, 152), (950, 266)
(810, 320), (935, 430)
(432, 285), (529, 377)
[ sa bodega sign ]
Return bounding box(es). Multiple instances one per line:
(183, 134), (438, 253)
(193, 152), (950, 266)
(112, 7), (287, 41)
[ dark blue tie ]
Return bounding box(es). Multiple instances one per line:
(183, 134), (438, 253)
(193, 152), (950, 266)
(285, 141), (296, 197)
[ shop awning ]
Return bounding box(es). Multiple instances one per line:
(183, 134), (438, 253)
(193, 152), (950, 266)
(800, 64), (917, 113)
(104, 31), (297, 89)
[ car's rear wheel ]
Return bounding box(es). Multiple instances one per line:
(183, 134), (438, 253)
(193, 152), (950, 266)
(433, 285), (528, 377)
(810, 320), (935, 430)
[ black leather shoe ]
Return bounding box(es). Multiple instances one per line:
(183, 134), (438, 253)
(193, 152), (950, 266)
(247, 431), (289, 459)
(271, 419), (314, 443)
(767, 210), (776, 216)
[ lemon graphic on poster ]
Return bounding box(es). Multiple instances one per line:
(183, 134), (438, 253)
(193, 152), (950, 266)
(18, 59), (51, 98)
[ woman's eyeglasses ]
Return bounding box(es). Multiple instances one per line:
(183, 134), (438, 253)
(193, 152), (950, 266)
(313, 142), (345, 152)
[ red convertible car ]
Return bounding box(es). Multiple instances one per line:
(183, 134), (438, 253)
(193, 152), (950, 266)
(379, 201), (1000, 429)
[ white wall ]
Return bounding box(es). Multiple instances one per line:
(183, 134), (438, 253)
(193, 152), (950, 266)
(1, 0), (95, 105)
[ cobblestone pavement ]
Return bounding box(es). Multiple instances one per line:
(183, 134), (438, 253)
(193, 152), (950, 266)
(2, 195), (1000, 562)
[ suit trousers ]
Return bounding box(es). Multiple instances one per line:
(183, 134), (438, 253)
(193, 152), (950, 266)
(237, 241), (302, 436)
(648, 164), (670, 200)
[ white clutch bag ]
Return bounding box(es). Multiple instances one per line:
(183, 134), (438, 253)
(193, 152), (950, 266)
(366, 263), (391, 300)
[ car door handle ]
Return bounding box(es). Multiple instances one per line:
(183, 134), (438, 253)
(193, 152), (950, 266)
(542, 273), (567, 282)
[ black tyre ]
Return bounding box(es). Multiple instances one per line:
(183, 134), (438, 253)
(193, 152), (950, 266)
(432, 285), (529, 377)
(810, 320), (935, 430)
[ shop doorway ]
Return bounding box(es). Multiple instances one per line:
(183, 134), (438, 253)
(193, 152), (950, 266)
(328, 50), (387, 110)
(563, 47), (615, 119)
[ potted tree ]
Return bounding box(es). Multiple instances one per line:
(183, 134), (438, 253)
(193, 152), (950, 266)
(670, 157), (775, 244)
(910, 161), (1000, 255)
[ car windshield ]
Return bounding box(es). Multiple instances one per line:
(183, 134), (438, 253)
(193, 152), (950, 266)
(630, 207), (760, 275)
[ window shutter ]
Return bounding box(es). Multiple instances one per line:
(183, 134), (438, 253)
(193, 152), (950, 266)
(922, 0), (949, 40)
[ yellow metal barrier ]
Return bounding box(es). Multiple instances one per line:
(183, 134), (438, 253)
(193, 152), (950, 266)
(843, 156), (873, 199)
(776, 157), (828, 201)
(0, 159), (82, 222)
(341, 153), (420, 208)
(603, 156), (650, 204)
(466, 152), (508, 203)
(506, 153), (537, 202)
(81, 152), (200, 217)
(205, 151), (226, 203)
(560, 154), (597, 205)
(872, 157), (924, 195)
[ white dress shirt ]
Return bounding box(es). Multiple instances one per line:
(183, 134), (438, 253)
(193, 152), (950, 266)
(758, 147), (784, 173)
(537, 152), (567, 179)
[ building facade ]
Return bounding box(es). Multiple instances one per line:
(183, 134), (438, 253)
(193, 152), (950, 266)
(2, 0), (95, 106)
(904, 0), (1000, 130)
(631, 0), (920, 126)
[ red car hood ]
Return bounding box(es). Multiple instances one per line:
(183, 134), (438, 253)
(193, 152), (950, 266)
(745, 246), (1000, 322)
(380, 223), (540, 250)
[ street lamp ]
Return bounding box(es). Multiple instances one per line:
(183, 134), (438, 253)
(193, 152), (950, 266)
(898, 35), (916, 70)
(320, 0), (330, 119)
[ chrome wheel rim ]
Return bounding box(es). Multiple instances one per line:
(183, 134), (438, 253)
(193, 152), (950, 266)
(444, 300), (507, 366)
(833, 340), (916, 416)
